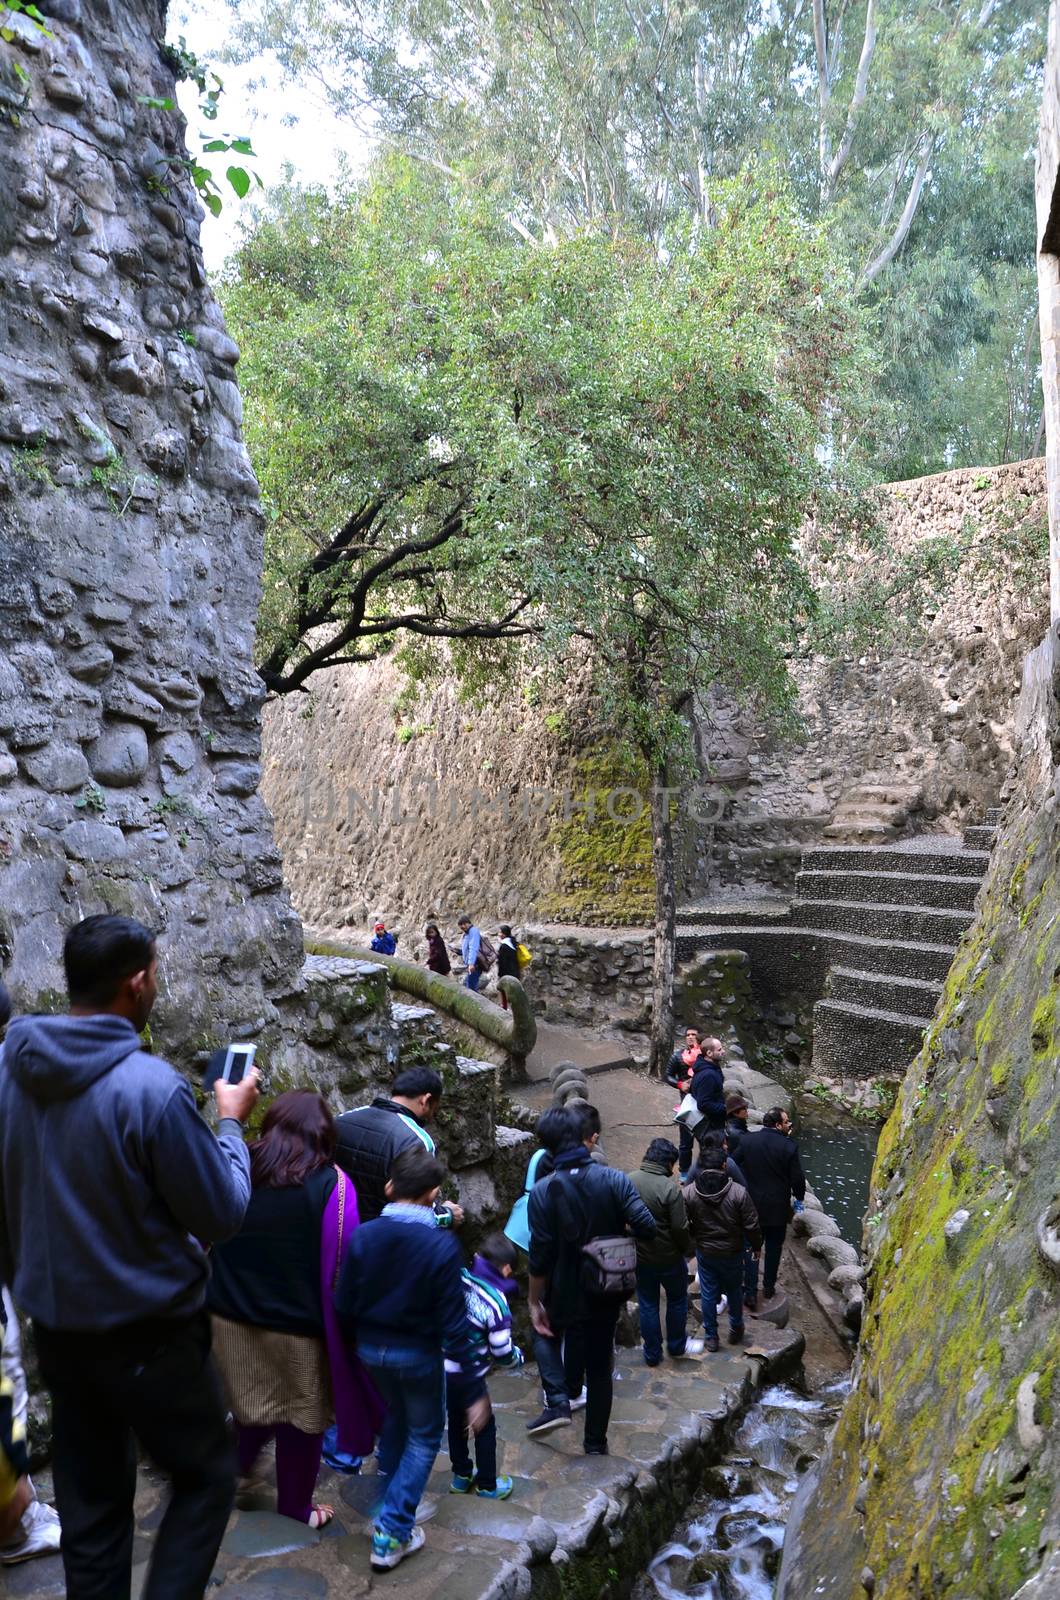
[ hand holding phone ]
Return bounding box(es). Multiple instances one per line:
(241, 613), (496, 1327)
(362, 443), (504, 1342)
(215, 1067), (260, 1125)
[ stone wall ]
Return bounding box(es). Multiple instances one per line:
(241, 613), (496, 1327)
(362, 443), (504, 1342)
(1038, 1), (1060, 624)
(263, 463), (1047, 926)
(0, 0), (304, 1061)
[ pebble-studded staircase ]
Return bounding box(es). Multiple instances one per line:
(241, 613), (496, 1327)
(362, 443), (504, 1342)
(677, 810), (1000, 1078)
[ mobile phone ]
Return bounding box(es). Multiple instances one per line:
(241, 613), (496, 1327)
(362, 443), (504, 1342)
(222, 1043), (256, 1085)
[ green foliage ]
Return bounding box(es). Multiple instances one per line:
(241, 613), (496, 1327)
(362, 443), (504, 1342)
(227, 0), (1046, 479)
(74, 783), (106, 816)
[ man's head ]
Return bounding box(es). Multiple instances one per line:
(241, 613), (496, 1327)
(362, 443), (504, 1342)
(536, 1105), (581, 1156)
(500, 923), (513, 939)
(390, 1066), (443, 1123)
(644, 1137), (679, 1173)
(64, 915), (157, 1030)
(764, 1106), (793, 1134)
(457, 916), (471, 932)
(478, 1230), (518, 1280)
(698, 1145), (727, 1173)
(385, 1145), (447, 1207)
(373, 920), (387, 933)
(571, 1102), (602, 1149)
(698, 1129), (728, 1160)
(726, 1094), (749, 1123)
(700, 1036), (725, 1064)
(683, 1028), (701, 1050)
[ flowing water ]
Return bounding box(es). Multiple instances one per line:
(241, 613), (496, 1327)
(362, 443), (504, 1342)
(796, 1121), (880, 1247)
(639, 1382), (849, 1600)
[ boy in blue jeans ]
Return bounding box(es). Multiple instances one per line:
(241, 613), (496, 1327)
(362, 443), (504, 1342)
(337, 1147), (490, 1571)
(447, 1233), (523, 1500)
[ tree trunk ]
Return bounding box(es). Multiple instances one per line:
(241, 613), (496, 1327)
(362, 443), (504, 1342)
(647, 759), (677, 1078)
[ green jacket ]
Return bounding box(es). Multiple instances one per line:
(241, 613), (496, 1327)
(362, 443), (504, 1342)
(630, 1162), (692, 1269)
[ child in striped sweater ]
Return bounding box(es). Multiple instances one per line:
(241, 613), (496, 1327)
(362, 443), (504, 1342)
(445, 1233), (523, 1500)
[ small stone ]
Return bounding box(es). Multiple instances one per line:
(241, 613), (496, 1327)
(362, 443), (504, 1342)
(157, 732), (197, 774)
(82, 309), (124, 345)
(193, 325), (240, 364)
(142, 428), (187, 478)
(0, 407), (47, 444)
(85, 596), (132, 625)
(214, 762), (261, 797)
(860, 1568), (876, 1596)
(44, 72), (86, 107)
(36, 579), (75, 617)
(149, 200), (183, 237)
(1016, 1372), (1044, 1453)
(72, 250), (109, 280)
(22, 744), (91, 794)
(72, 342), (101, 380)
(943, 1208), (970, 1240)
(107, 352), (162, 396)
(44, 0), (82, 19)
(87, 722), (149, 787)
(104, 679), (165, 729)
(17, 182), (47, 210)
(0, 752), (17, 786)
(61, 820), (127, 862)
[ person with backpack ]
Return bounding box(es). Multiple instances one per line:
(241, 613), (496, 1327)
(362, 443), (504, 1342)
(446, 1232), (523, 1500)
(333, 1067), (462, 1227)
(629, 1139), (703, 1366)
(525, 1107), (656, 1453)
(683, 1147), (762, 1352)
(370, 921), (397, 956)
(457, 917), (494, 992)
(424, 923), (451, 976)
(496, 925), (520, 1010)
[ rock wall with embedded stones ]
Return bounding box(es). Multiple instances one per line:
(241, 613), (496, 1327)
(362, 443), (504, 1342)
(263, 461), (1047, 928)
(777, 625), (1060, 1599)
(0, 0), (303, 1059)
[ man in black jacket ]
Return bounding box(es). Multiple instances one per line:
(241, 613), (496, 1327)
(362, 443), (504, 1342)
(734, 1107), (806, 1302)
(526, 1108), (656, 1453)
(676, 1036), (727, 1181)
(334, 1067), (463, 1225)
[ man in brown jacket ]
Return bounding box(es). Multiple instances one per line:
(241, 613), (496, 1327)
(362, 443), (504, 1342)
(682, 1147), (762, 1351)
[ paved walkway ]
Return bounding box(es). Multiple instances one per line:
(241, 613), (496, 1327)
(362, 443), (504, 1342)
(525, 1020), (635, 1083)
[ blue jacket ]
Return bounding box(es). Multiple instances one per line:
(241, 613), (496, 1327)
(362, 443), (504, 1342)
(370, 931), (397, 955)
(0, 1015), (251, 1331)
(336, 1205), (485, 1396)
(689, 1059), (726, 1128)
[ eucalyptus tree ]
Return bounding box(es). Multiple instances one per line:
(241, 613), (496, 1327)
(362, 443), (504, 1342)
(226, 159), (862, 1071)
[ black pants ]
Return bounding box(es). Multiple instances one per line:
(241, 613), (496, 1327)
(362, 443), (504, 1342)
(447, 1375), (497, 1490)
(34, 1311), (236, 1600)
(757, 1224), (788, 1295)
(679, 1116), (724, 1174)
(536, 1299), (621, 1450)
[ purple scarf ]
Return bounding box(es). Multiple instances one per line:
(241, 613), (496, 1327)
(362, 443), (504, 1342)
(320, 1170), (386, 1454)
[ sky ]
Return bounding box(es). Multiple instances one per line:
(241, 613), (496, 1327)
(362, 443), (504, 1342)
(167, 2), (372, 273)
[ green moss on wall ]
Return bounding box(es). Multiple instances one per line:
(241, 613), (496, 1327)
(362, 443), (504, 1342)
(540, 747), (657, 926)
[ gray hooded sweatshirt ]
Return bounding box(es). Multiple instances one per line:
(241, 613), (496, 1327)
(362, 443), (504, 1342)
(0, 1014), (251, 1331)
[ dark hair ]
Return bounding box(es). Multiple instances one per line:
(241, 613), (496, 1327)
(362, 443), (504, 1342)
(645, 1137), (679, 1167)
(388, 1144), (446, 1200)
(763, 1107), (787, 1128)
(250, 1090), (336, 1189)
(457, 915), (471, 927)
(392, 1066), (443, 1100)
(478, 1230), (517, 1272)
(64, 915), (156, 1007)
(698, 1129), (727, 1155)
(536, 1106), (581, 1156)
(425, 922), (440, 937)
(683, 1027), (701, 1040)
(572, 1103), (602, 1140)
(699, 1146), (727, 1172)
(0, 981), (10, 1031)
(500, 923), (513, 938)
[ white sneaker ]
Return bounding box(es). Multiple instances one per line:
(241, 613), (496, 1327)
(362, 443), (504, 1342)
(0, 1498), (62, 1564)
(569, 1387), (588, 1412)
(370, 1522), (425, 1571)
(673, 1338), (705, 1358)
(716, 1295), (728, 1316)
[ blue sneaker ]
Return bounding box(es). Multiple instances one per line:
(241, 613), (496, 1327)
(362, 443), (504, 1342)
(370, 1524), (426, 1571)
(449, 1470), (477, 1494)
(477, 1476), (514, 1500)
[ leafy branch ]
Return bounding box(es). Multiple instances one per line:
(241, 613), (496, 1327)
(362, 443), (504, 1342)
(137, 35), (262, 216)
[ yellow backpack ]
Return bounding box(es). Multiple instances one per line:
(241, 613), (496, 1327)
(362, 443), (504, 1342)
(516, 942), (533, 968)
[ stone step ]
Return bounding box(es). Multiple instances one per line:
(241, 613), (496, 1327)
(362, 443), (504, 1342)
(822, 820), (901, 844)
(963, 824), (996, 850)
(826, 965), (941, 1022)
(677, 925), (960, 983)
(795, 869), (982, 912)
(812, 997), (929, 1079)
(985, 807), (1003, 825)
(675, 899), (790, 929)
(843, 785), (922, 806)
(801, 844), (989, 878)
(797, 898), (975, 944)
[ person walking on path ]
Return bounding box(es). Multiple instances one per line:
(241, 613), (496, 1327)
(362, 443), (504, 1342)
(675, 1035), (728, 1182)
(370, 921), (397, 956)
(526, 1108), (656, 1453)
(457, 916), (495, 991)
(666, 1028), (702, 1086)
(629, 1139), (704, 1366)
(336, 1147), (490, 1572)
(333, 1067), (463, 1227)
(447, 1232), (523, 1500)
(424, 922), (451, 976)
(734, 1107), (806, 1305)
(207, 1090), (384, 1529)
(496, 925), (519, 1010)
(0, 914), (259, 1600)
(683, 1147), (761, 1351)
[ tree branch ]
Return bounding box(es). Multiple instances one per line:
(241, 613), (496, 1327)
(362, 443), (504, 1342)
(861, 136), (933, 287)
(824, 0), (877, 203)
(812, 0), (832, 178)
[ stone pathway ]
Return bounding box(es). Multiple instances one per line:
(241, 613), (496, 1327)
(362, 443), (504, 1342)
(524, 1020), (635, 1084)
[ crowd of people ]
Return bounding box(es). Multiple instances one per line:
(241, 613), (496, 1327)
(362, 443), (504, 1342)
(369, 915), (531, 999)
(0, 915), (806, 1596)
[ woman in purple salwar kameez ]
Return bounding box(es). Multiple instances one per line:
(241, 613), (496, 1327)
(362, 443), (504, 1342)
(208, 1091), (384, 1527)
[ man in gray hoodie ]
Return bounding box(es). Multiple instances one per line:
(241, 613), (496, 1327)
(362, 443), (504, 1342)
(0, 915), (259, 1600)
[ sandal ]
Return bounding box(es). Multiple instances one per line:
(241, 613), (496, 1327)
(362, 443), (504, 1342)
(307, 1504), (335, 1530)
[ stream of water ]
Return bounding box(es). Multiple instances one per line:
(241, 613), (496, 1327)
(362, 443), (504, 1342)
(640, 1381), (849, 1600)
(796, 1121), (880, 1247)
